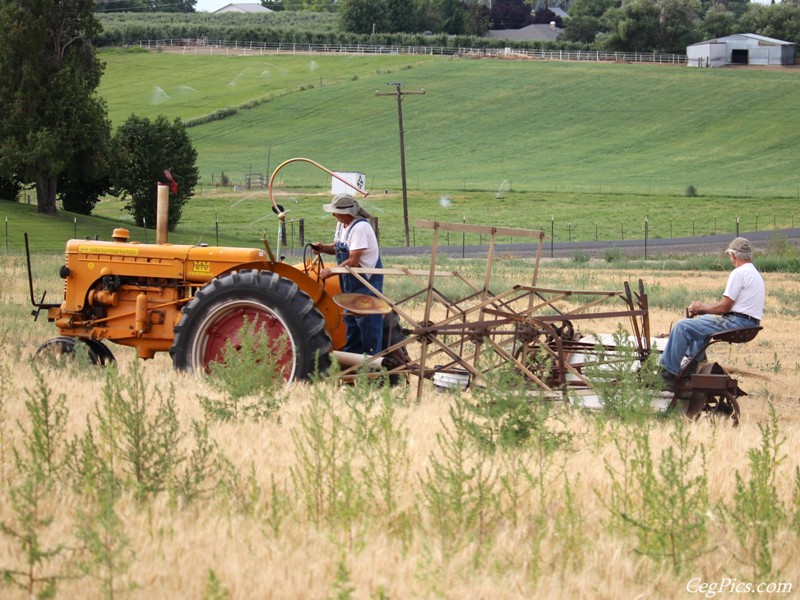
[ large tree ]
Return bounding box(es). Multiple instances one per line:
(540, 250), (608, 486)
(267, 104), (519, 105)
(112, 115), (199, 232)
(430, 0), (466, 34)
(0, 175), (22, 202)
(0, 0), (109, 215)
(338, 0), (420, 33)
(490, 0), (535, 29)
(699, 4), (738, 40)
(604, 0), (700, 53)
(739, 2), (800, 46)
(338, 0), (390, 34)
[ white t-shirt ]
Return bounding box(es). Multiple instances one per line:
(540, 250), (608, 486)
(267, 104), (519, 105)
(334, 219), (380, 269)
(723, 262), (765, 320)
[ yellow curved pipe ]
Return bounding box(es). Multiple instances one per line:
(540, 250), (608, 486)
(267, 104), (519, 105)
(268, 157), (369, 214)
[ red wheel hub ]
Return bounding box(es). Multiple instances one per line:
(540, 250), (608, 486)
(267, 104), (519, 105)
(202, 306), (294, 380)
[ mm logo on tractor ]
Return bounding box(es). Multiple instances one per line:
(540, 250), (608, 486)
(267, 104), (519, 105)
(190, 261), (212, 276)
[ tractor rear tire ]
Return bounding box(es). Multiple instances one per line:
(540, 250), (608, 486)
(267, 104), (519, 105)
(170, 270), (331, 382)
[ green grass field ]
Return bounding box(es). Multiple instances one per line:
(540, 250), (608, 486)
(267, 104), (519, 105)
(98, 50), (800, 197)
(4, 50), (798, 252)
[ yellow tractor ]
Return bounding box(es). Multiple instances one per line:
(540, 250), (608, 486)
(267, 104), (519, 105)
(26, 159), (358, 382)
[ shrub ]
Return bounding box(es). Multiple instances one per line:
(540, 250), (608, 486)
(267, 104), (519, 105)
(0, 175), (21, 201)
(572, 249), (590, 263)
(604, 248), (623, 263)
(199, 319), (289, 423)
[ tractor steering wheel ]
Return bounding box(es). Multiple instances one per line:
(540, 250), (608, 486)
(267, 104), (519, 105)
(303, 243), (325, 279)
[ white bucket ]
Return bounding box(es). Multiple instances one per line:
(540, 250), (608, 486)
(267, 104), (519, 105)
(433, 370), (470, 393)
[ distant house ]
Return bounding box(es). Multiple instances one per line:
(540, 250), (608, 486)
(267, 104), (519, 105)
(687, 33), (795, 68)
(487, 23), (562, 43)
(212, 3), (272, 13)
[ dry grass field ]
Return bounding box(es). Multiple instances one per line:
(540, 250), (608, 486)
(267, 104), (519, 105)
(1, 252), (798, 599)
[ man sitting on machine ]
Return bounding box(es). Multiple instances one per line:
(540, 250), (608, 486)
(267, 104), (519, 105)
(659, 237), (765, 391)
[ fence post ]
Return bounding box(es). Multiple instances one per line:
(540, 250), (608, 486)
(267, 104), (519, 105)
(215, 210), (219, 245)
(299, 219), (305, 247)
(644, 217), (648, 260)
(550, 217), (554, 258)
(736, 216), (739, 237)
(368, 217), (379, 245)
(462, 216), (466, 258)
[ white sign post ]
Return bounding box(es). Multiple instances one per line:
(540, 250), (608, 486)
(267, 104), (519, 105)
(331, 172), (366, 196)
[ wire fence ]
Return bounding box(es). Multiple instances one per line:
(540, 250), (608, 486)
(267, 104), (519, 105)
(197, 176), (800, 202)
(7, 207), (798, 257)
(138, 39), (688, 65)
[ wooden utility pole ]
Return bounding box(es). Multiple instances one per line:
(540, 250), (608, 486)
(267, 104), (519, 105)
(376, 82), (425, 247)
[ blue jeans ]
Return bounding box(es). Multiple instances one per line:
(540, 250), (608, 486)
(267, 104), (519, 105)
(342, 276), (385, 355)
(339, 270), (384, 356)
(659, 314), (755, 375)
(344, 312), (384, 355)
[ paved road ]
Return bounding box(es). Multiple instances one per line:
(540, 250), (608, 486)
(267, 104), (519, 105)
(376, 228), (800, 260)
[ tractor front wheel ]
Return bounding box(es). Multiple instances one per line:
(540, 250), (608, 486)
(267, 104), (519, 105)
(36, 336), (116, 366)
(170, 270), (332, 382)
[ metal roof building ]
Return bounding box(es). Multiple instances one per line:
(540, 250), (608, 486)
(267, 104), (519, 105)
(687, 33), (795, 68)
(212, 3), (272, 13)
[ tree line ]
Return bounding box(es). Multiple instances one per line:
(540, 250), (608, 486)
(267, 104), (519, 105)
(2, 0), (798, 226)
(562, 0), (800, 54)
(0, 0), (198, 229)
(94, 2), (800, 54)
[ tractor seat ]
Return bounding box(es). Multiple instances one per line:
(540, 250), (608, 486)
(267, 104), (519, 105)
(707, 325), (762, 345)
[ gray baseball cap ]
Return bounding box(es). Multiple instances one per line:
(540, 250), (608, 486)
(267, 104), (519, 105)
(726, 237), (752, 254)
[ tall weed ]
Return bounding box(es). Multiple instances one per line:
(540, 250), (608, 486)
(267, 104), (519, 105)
(0, 464), (64, 599)
(602, 419), (712, 572)
(419, 399), (500, 561)
(289, 378), (365, 537)
(74, 466), (136, 599)
(722, 404), (787, 579)
(21, 366), (68, 477)
(200, 319), (289, 423)
(65, 362), (185, 503)
(1, 372), (69, 599)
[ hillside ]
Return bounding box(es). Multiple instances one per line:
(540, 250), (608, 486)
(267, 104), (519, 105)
(98, 50), (800, 198)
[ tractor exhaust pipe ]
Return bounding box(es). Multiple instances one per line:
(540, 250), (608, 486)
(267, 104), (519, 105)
(156, 183), (169, 245)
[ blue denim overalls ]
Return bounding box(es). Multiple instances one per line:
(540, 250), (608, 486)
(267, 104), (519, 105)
(335, 219), (384, 355)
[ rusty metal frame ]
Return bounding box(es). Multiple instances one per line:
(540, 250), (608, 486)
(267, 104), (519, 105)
(329, 220), (652, 399)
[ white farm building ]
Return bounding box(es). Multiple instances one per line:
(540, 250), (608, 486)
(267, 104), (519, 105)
(212, 3), (272, 13)
(687, 33), (795, 68)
